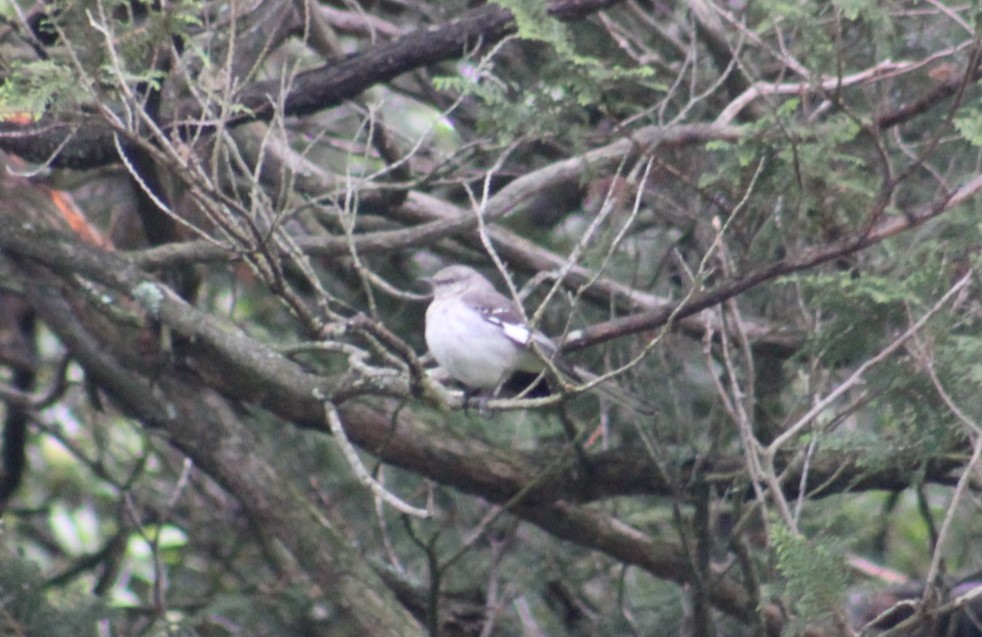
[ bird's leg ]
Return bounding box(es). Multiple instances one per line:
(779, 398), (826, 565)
(466, 376), (509, 417)
(491, 376), (508, 399)
(461, 387), (492, 417)
(559, 403), (593, 477)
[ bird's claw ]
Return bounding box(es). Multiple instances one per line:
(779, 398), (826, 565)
(462, 389), (492, 418)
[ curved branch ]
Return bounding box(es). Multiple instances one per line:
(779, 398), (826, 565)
(0, 225), (965, 506)
(22, 271), (426, 636)
(0, 0), (624, 168)
(562, 177), (982, 352)
(4, 227), (970, 637)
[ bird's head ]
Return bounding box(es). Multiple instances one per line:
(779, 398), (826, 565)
(420, 265), (488, 300)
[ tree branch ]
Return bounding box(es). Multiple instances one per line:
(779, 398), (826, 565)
(0, 0), (625, 168)
(562, 178), (982, 351)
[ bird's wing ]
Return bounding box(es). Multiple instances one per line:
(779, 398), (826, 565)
(459, 288), (535, 347)
(475, 304), (534, 347)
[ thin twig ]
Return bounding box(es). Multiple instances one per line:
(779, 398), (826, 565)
(317, 392), (430, 518)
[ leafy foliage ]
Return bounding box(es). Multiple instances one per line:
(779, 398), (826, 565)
(772, 524), (850, 633)
(0, 0), (980, 636)
(0, 532), (109, 637)
(0, 60), (78, 119)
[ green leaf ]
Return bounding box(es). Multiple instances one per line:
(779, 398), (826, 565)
(955, 105), (982, 147)
(772, 524), (849, 631)
(0, 59), (76, 119)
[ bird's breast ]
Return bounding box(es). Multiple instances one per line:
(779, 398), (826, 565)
(425, 301), (521, 389)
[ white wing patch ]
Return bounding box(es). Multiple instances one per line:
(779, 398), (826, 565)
(500, 320), (532, 346)
(483, 310), (533, 347)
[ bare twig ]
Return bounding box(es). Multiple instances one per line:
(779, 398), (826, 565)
(318, 393), (430, 518)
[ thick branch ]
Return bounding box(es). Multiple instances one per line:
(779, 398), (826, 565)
(21, 272), (424, 636)
(0, 0), (623, 168)
(0, 227), (966, 507)
(3, 229), (969, 637)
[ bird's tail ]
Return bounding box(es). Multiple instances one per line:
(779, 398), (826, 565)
(557, 359), (658, 417)
(528, 333), (657, 416)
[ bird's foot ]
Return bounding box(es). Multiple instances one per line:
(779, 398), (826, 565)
(462, 389), (492, 418)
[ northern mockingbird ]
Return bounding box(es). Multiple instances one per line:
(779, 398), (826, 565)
(422, 265), (651, 413)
